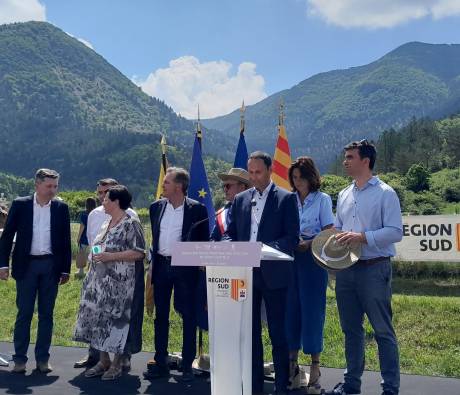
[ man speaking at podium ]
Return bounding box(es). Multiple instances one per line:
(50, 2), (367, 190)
(224, 151), (299, 395)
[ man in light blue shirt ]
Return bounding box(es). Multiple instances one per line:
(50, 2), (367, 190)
(326, 140), (403, 395)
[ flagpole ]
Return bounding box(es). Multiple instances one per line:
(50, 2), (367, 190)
(240, 100), (245, 134)
(233, 100), (249, 169)
(197, 104), (202, 150)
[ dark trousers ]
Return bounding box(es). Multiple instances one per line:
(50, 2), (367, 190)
(252, 269), (289, 393)
(13, 258), (58, 364)
(335, 259), (400, 394)
(152, 255), (198, 369)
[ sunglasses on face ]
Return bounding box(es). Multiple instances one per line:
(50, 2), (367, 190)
(223, 183), (237, 190)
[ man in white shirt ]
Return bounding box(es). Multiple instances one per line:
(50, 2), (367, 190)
(143, 167), (209, 383)
(224, 152), (299, 395)
(73, 178), (139, 370)
(0, 169), (71, 374)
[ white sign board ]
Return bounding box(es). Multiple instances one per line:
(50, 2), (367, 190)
(396, 215), (460, 262)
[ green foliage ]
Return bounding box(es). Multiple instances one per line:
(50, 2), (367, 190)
(430, 168), (460, 203)
(58, 190), (95, 220)
(0, 21), (234, 208)
(136, 207), (150, 225)
(204, 42), (460, 172)
(377, 172), (408, 207)
(0, 172), (34, 200)
(320, 174), (350, 208)
(405, 164), (430, 192)
(404, 191), (444, 215)
(375, 116), (460, 175)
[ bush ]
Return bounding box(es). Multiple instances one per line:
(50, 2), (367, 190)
(404, 190), (443, 215)
(58, 190), (95, 220)
(378, 172), (408, 207)
(321, 174), (350, 209)
(430, 168), (460, 202)
(136, 207), (150, 225)
(405, 164), (430, 192)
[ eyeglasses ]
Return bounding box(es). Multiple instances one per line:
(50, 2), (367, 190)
(349, 139), (370, 148)
(223, 183), (237, 190)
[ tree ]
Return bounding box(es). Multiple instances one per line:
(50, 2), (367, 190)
(405, 164), (430, 192)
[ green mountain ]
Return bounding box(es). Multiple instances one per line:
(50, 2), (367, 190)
(202, 42), (460, 171)
(0, 22), (232, 205)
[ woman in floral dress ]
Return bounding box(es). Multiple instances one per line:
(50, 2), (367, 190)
(74, 185), (145, 380)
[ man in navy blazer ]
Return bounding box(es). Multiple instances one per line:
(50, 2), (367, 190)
(0, 169), (71, 374)
(225, 152), (299, 394)
(144, 167), (209, 383)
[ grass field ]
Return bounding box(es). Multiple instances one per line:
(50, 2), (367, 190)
(0, 273), (459, 378)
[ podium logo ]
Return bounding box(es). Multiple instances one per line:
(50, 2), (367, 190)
(231, 279), (247, 302)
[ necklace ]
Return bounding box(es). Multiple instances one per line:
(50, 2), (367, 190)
(109, 212), (125, 228)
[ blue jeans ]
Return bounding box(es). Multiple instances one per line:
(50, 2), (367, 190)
(13, 258), (59, 364)
(335, 259), (399, 394)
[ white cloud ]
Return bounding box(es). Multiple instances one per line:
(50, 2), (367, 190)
(66, 32), (94, 50)
(0, 0), (46, 25)
(135, 56), (267, 119)
(307, 0), (460, 29)
(76, 37), (94, 50)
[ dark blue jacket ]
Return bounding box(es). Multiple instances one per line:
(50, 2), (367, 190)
(149, 197), (209, 263)
(224, 184), (299, 289)
(0, 195), (72, 280)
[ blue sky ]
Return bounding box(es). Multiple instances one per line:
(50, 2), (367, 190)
(2, 0), (460, 118)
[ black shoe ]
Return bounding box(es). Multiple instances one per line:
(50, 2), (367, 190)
(120, 355), (131, 372)
(325, 382), (361, 395)
(179, 367), (195, 383)
(143, 362), (170, 380)
(74, 355), (98, 369)
(382, 391), (398, 395)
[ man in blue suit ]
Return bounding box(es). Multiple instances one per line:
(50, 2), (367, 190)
(0, 168), (71, 374)
(225, 152), (299, 395)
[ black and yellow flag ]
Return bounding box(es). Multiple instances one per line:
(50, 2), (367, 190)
(155, 135), (168, 200)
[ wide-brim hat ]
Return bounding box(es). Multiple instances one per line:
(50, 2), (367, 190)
(218, 168), (251, 186)
(311, 228), (361, 271)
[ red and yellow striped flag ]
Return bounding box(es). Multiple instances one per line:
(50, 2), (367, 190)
(272, 102), (292, 190)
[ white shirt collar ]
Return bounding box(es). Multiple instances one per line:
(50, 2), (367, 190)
(166, 198), (185, 211)
(33, 193), (52, 208)
(254, 181), (273, 198)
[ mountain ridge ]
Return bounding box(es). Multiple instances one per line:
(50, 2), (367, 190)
(202, 41), (460, 170)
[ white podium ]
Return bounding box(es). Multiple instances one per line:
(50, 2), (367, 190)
(172, 241), (293, 395)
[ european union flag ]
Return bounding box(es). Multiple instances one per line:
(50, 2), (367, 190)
(188, 134), (216, 232)
(188, 131), (215, 331)
(233, 131), (249, 170)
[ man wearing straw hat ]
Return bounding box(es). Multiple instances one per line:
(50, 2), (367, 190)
(324, 140), (403, 395)
(211, 168), (251, 241)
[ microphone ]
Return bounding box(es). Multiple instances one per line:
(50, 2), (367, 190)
(250, 197), (260, 227)
(185, 207), (225, 241)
